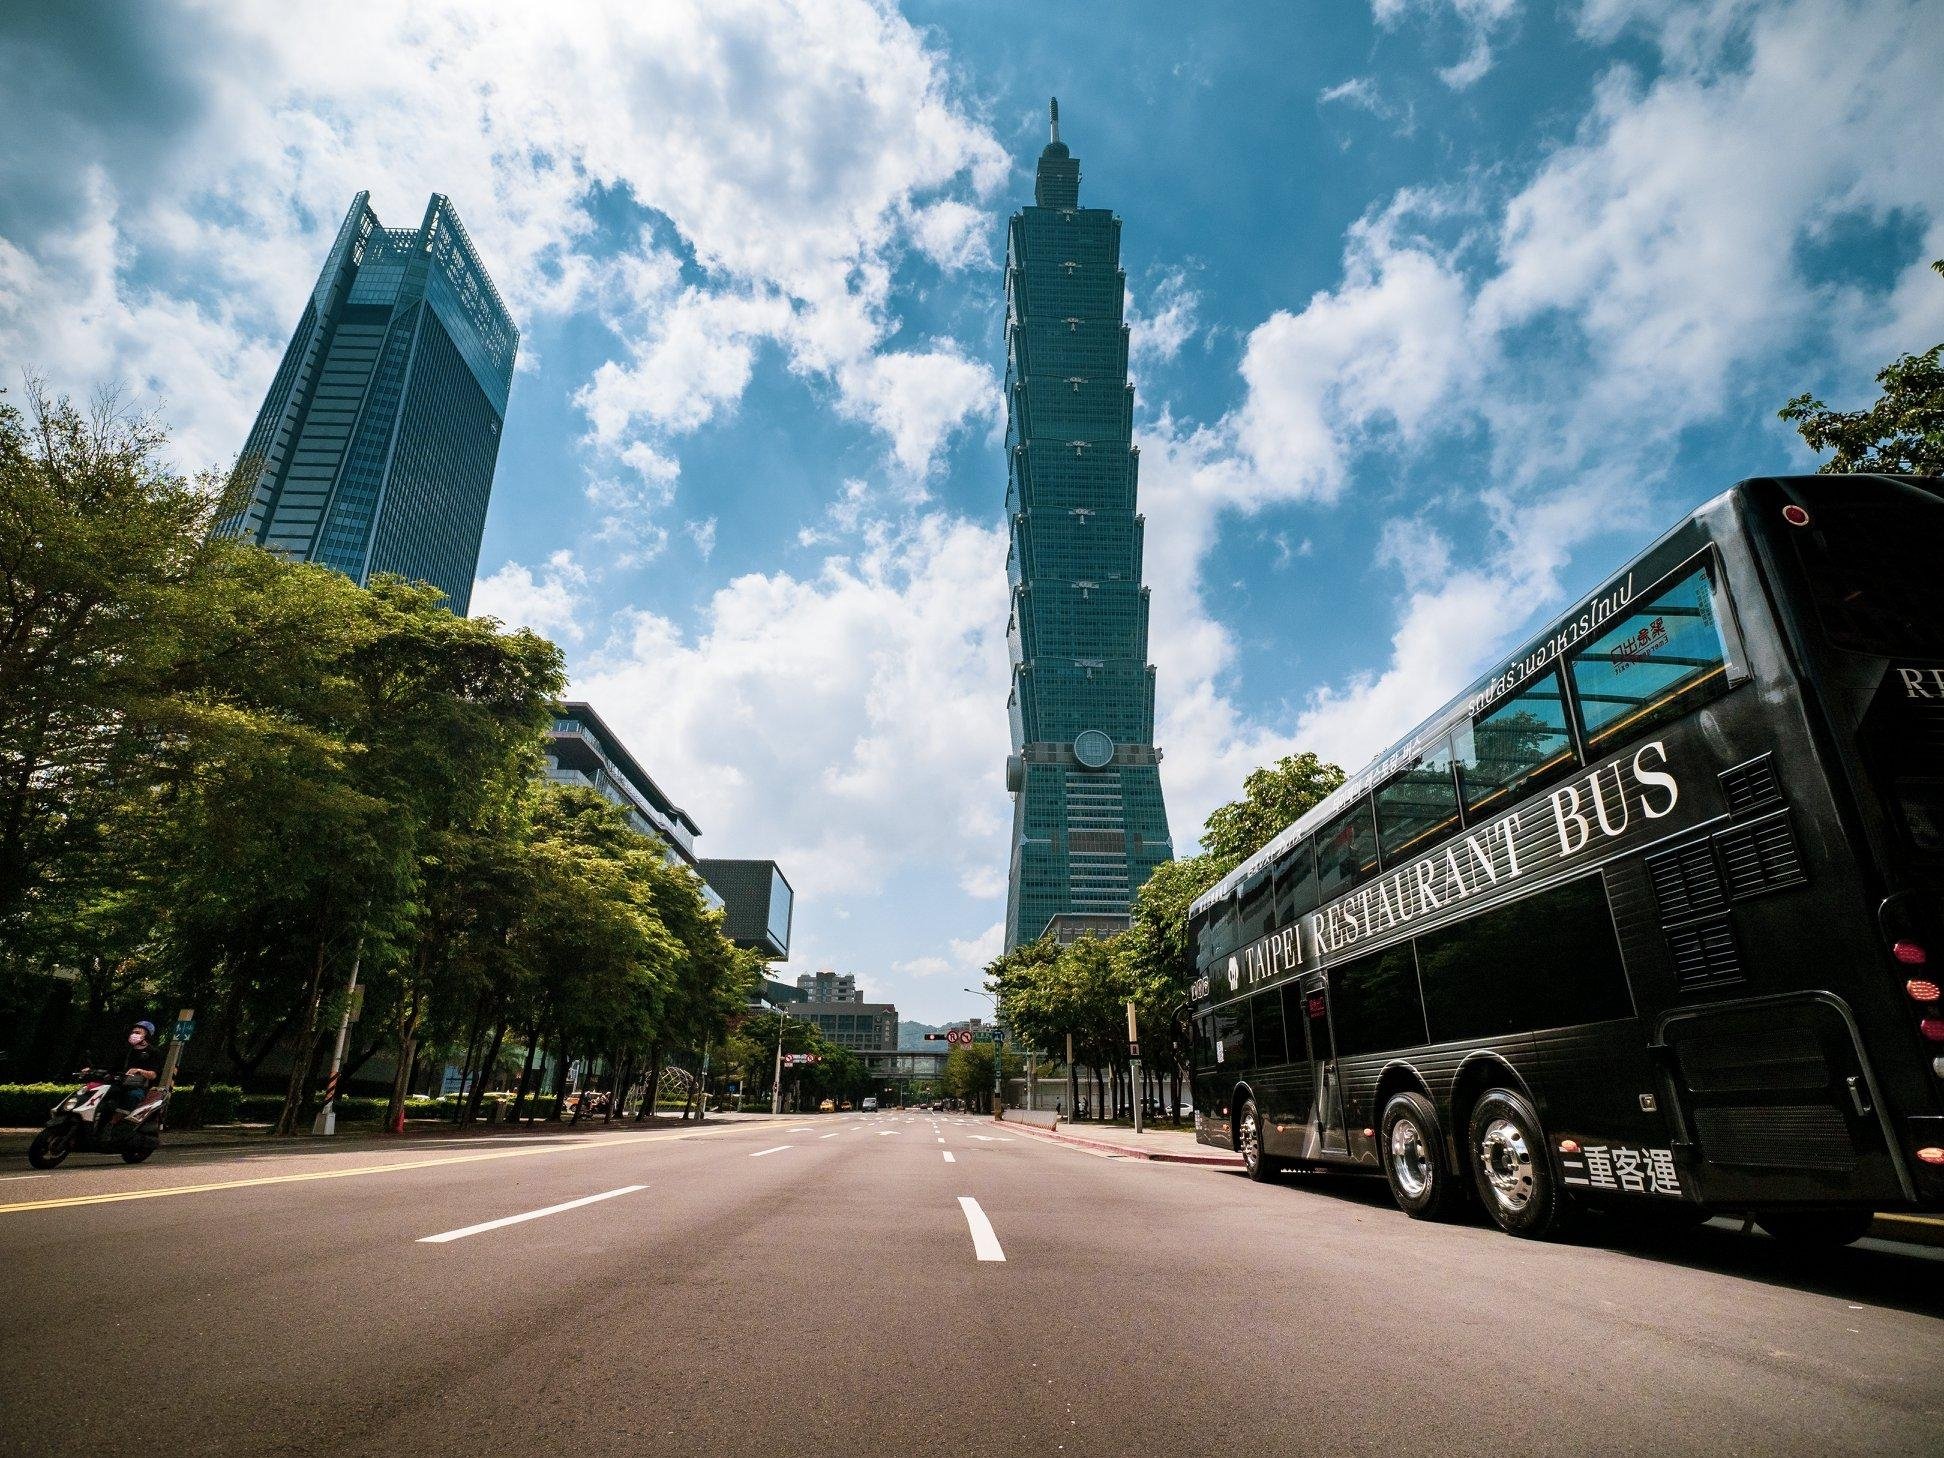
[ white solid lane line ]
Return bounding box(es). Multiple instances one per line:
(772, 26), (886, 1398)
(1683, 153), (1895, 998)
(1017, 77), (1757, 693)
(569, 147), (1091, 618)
(750, 1145), (793, 1158)
(418, 1185), (645, 1244)
(958, 1196), (1005, 1261)
(942, 1151), (956, 1163)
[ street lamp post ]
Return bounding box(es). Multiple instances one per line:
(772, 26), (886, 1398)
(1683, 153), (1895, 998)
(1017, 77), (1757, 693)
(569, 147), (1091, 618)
(770, 1008), (789, 1116)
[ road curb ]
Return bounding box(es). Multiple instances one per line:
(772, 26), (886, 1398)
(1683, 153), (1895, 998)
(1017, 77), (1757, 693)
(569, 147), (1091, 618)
(1000, 1120), (1243, 1167)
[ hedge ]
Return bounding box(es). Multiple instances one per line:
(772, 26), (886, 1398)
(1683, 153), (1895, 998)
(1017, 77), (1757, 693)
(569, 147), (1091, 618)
(0, 1084), (561, 1128)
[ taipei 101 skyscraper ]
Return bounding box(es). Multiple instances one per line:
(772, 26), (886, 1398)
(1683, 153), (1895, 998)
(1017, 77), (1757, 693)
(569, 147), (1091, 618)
(1002, 101), (1173, 950)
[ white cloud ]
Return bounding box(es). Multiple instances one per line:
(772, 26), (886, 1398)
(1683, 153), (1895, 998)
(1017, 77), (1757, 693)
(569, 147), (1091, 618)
(1127, 269), (1201, 380)
(1372, 0), (1521, 89)
(0, 1), (1008, 502)
(894, 921), (1002, 981)
(574, 513), (1013, 903)
(1142, 0), (1944, 840)
(472, 550), (591, 642)
(684, 518), (718, 561)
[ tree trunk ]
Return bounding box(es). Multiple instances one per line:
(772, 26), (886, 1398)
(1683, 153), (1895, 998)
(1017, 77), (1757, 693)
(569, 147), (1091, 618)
(466, 1016), (508, 1125)
(511, 1022), (540, 1124)
(273, 926), (332, 1136)
(638, 1042), (664, 1120)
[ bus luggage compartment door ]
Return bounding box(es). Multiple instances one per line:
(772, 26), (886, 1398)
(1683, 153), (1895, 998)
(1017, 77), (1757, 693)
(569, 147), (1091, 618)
(1658, 994), (1908, 1205)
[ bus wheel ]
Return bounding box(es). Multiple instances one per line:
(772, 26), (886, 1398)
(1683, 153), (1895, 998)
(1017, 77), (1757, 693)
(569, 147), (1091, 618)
(1755, 1209), (1874, 1247)
(1380, 1092), (1454, 1220)
(1238, 1099), (1282, 1182)
(1466, 1089), (1572, 1238)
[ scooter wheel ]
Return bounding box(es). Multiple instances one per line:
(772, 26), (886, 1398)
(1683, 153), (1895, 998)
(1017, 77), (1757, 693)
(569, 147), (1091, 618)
(28, 1129), (72, 1169)
(121, 1146), (155, 1164)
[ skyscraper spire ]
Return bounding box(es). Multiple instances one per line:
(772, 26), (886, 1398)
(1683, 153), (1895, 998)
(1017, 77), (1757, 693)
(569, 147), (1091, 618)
(1050, 96), (1060, 145)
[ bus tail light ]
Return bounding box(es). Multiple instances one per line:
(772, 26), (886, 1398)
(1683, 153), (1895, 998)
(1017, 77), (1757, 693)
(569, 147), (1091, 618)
(1917, 1147), (1944, 1167)
(1559, 1138), (1581, 1154)
(1893, 941), (1928, 967)
(1781, 504), (1812, 527)
(1907, 979), (1942, 1003)
(1920, 1018), (1944, 1042)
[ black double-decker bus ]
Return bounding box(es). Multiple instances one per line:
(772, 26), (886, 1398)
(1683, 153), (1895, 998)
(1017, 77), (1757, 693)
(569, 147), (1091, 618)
(1187, 474), (1944, 1242)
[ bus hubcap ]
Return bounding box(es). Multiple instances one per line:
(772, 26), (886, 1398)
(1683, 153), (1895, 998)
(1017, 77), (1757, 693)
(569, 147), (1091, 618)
(1480, 1117), (1535, 1211)
(1390, 1116), (1431, 1199)
(1240, 1109), (1259, 1167)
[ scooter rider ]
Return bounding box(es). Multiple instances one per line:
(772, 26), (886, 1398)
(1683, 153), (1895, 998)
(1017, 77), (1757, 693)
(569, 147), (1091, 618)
(113, 1021), (161, 1116)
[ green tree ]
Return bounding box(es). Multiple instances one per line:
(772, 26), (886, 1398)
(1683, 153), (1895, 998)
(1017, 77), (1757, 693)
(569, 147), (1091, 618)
(1780, 258), (1944, 475)
(0, 383), (248, 949)
(1198, 751), (1346, 869)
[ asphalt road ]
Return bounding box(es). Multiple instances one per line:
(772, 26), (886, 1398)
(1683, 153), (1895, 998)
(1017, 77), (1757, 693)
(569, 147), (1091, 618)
(1, 1111), (1939, 1457)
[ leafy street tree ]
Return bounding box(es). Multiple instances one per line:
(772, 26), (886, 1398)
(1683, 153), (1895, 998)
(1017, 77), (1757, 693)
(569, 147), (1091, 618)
(989, 745), (1343, 1122)
(0, 381), (758, 1135)
(1198, 751), (1346, 869)
(1780, 257), (1943, 475)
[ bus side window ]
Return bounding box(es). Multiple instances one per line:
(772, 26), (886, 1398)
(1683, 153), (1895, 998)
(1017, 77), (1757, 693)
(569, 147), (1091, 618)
(1416, 874), (1634, 1041)
(1274, 838), (1317, 924)
(1456, 668), (1575, 817)
(1250, 988), (1288, 1066)
(1315, 797), (1379, 901)
(1214, 1000), (1251, 1072)
(1329, 945), (1427, 1055)
(1237, 866), (1275, 944)
(1569, 563), (1730, 753)
(1376, 738), (1461, 866)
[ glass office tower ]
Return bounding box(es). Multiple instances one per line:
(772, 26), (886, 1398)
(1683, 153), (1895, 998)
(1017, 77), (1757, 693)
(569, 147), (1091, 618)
(215, 192), (517, 614)
(1002, 102), (1173, 950)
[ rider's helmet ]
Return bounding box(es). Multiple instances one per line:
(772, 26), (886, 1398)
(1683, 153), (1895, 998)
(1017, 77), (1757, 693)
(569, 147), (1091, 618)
(133, 1020), (156, 1041)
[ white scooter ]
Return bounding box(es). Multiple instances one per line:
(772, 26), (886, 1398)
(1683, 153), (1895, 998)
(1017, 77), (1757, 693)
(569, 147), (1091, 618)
(28, 1073), (168, 1168)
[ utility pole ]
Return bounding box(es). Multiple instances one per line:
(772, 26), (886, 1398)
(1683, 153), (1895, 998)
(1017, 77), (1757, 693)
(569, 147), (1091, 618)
(770, 1010), (787, 1115)
(696, 1043), (711, 1124)
(1127, 1001), (1143, 1136)
(312, 943), (364, 1136)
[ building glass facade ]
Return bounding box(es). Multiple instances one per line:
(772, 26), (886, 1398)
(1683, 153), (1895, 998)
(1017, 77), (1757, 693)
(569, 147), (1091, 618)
(1002, 103), (1173, 950)
(214, 192), (517, 614)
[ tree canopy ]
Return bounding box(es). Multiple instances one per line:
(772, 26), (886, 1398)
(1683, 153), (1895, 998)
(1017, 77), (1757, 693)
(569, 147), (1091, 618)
(0, 381), (758, 1132)
(1780, 257), (1944, 476)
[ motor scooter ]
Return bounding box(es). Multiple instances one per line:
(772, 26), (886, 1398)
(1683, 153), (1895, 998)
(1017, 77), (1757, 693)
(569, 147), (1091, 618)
(28, 1072), (168, 1168)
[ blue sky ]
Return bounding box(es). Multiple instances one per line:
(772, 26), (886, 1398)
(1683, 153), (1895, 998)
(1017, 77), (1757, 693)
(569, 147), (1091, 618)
(3, 1), (1941, 1022)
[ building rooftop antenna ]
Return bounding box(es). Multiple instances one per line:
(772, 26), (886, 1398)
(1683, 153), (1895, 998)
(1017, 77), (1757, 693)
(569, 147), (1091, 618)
(1050, 96), (1061, 145)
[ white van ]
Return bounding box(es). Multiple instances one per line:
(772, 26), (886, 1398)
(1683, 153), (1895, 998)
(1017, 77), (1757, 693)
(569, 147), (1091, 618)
(861, 1097), (879, 1112)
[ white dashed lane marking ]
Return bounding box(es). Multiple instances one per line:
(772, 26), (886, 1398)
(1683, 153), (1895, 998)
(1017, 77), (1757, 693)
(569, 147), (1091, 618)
(418, 1185), (645, 1244)
(750, 1146), (792, 1158)
(957, 1196), (1005, 1261)
(942, 1151), (955, 1163)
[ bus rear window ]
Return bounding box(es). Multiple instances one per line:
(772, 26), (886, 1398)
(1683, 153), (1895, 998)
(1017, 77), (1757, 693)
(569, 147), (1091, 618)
(1789, 490), (1944, 656)
(1570, 564), (1729, 751)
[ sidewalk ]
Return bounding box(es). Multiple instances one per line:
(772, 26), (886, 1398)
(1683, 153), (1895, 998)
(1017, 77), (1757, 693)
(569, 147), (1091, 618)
(0, 1109), (782, 1159)
(997, 1112), (1242, 1167)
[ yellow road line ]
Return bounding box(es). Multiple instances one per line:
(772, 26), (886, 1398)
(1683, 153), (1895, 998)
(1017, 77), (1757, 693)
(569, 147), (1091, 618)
(0, 1125), (758, 1216)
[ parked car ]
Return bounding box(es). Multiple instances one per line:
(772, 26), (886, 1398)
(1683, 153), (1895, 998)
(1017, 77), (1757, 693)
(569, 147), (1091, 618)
(861, 1097), (879, 1112)
(818, 1098), (835, 1112)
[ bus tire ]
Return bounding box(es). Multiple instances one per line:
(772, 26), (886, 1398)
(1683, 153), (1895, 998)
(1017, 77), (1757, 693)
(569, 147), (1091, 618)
(1237, 1098), (1282, 1182)
(1466, 1088), (1573, 1238)
(1380, 1092), (1455, 1220)
(1755, 1209), (1874, 1246)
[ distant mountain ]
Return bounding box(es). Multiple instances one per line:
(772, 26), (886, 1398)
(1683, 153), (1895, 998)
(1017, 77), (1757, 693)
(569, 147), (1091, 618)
(898, 1020), (944, 1051)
